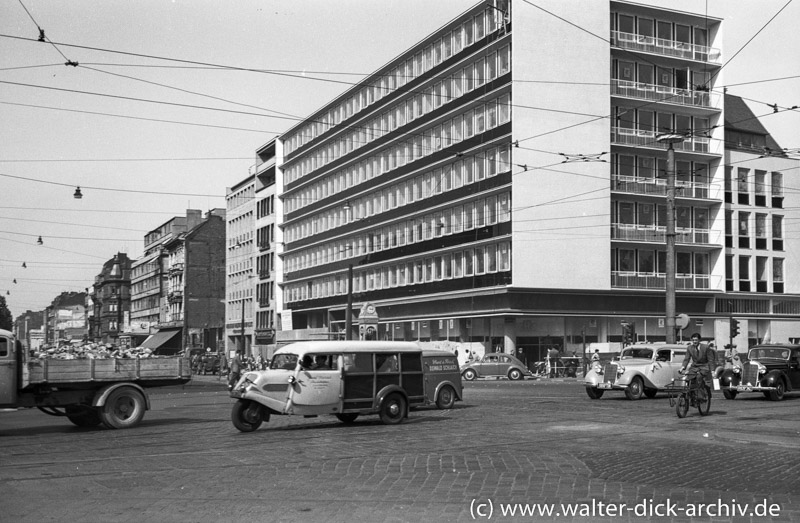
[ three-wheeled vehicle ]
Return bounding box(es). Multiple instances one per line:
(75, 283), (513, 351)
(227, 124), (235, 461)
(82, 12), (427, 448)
(230, 341), (435, 432)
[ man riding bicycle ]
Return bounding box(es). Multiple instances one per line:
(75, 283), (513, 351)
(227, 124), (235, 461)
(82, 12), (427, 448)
(680, 332), (716, 396)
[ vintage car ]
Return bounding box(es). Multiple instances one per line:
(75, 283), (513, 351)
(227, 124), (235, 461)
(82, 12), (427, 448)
(719, 344), (800, 401)
(460, 353), (532, 381)
(584, 344), (687, 400)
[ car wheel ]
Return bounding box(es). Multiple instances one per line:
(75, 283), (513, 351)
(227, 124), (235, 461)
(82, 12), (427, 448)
(335, 413), (359, 424)
(768, 380), (785, 401)
(99, 387), (146, 429)
(379, 393), (406, 425)
(644, 388), (658, 399)
(462, 369), (477, 381)
(697, 386), (711, 416)
(508, 368), (523, 381)
(624, 377), (644, 400)
(436, 385), (456, 409)
(722, 389), (737, 400)
(231, 399), (266, 432)
(676, 393), (689, 418)
(585, 386), (604, 399)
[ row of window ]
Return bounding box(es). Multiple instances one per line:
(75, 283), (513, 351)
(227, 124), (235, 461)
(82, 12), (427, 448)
(727, 167), (783, 197)
(285, 240), (511, 304)
(256, 310), (275, 330)
(613, 58), (710, 91)
(257, 224), (275, 247)
(728, 211), (783, 243)
(614, 106), (711, 140)
(612, 154), (711, 184)
(613, 201), (709, 230)
(613, 248), (709, 276)
(285, 191), (511, 274)
(130, 296), (160, 313)
(283, 6), (507, 155)
(257, 252), (275, 275)
(226, 184), (254, 211)
(227, 210), (254, 248)
(283, 44), (511, 185)
(286, 142), (511, 244)
(726, 255), (784, 292)
(257, 281), (275, 304)
(611, 12), (710, 47)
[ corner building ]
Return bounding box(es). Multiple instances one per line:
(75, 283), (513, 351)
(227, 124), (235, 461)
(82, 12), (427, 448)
(276, 0), (800, 363)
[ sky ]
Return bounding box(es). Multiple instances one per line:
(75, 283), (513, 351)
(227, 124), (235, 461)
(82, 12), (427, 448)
(1, 0), (798, 319)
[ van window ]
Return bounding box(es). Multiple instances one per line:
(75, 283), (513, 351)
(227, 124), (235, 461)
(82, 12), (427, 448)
(0, 338), (7, 357)
(308, 354), (338, 370)
(376, 354), (398, 373)
(343, 353), (372, 373)
(401, 353), (422, 372)
(271, 353), (298, 370)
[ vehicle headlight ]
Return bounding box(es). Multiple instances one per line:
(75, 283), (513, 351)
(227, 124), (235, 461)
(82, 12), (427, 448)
(616, 365), (625, 374)
(757, 364), (767, 375)
(733, 367), (741, 374)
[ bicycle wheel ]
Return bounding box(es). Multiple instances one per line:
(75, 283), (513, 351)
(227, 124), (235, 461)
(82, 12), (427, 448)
(676, 393), (689, 418)
(697, 386), (711, 416)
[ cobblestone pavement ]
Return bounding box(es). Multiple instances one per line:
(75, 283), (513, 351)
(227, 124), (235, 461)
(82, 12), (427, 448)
(1, 376), (798, 522)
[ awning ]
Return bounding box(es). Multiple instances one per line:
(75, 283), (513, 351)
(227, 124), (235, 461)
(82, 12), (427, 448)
(139, 329), (181, 349)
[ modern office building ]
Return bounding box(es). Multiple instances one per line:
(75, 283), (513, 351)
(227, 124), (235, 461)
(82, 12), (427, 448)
(225, 176), (256, 355)
(253, 140), (279, 358)
(272, 0), (798, 364)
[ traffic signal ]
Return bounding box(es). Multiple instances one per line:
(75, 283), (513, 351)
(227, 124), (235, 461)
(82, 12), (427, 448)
(730, 318), (740, 338)
(621, 322), (635, 345)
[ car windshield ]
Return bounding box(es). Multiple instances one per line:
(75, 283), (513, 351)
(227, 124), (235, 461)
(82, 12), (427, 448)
(270, 353), (299, 370)
(620, 348), (653, 360)
(748, 348), (790, 361)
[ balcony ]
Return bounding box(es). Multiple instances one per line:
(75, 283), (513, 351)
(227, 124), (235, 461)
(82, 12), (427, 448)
(611, 127), (711, 154)
(611, 80), (719, 110)
(258, 242), (271, 252)
(168, 290), (183, 302)
(612, 271), (720, 291)
(611, 223), (721, 246)
(169, 262), (184, 274)
(611, 175), (721, 200)
(611, 31), (721, 64)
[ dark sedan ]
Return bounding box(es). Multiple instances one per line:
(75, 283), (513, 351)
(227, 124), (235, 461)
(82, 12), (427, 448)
(719, 344), (800, 401)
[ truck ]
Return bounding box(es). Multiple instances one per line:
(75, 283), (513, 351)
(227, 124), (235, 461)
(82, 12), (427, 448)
(0, 329), (192, 429)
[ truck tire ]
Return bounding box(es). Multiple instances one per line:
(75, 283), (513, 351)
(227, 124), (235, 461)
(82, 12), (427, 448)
(66, 406), (102, 428)
(99, 387), (146, 429)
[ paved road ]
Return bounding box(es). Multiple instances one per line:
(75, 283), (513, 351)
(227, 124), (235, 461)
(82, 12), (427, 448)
(1, 376), (798, 522)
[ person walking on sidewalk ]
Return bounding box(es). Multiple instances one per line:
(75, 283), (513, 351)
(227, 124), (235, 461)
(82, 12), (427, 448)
(228, 352), (243, 390)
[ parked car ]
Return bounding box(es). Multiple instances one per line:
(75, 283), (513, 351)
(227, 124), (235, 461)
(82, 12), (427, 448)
(718, 344), (800, 401)
(200, 353), (221, 375)
(584, 344), (686, 400)
(460, 353), (532, 381)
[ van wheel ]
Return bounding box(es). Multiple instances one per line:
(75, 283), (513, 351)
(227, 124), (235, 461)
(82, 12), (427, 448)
(508, 368), (523, 381)
(436, 385), (456, 409)
(99, 387), (146, 429)
(231, 399), (266, 432)
(379, 393), (406, 425)
(462, 369), (477, 381)
(335, 413), (359, 424)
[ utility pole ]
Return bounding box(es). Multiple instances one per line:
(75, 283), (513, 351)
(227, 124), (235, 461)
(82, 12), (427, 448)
(657, 132), (685, 344)
(345, 263), (353, 340)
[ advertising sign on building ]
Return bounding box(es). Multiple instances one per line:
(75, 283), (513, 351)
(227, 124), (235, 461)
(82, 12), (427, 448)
(281, 310), (293, 331)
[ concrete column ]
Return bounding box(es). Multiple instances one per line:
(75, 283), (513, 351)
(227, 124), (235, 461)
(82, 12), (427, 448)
(504, 318), (516, 355)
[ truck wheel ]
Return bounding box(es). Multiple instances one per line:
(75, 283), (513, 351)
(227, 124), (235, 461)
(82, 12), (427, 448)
(66, 406), (102, 427)
(231, 399), (266, 432)
(99, 388), (146, 429)
(379, 393), (406, 425)
(436, 385), (456, 409)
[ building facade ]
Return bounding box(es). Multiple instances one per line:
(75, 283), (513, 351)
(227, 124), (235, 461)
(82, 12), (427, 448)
(90, 253), (132, 345)
(44, 291), (87, 346)
(253, 140), (279, 358)
(161, 209), (227, 353)
(271, 0), (798, 364)
(13, 309), (44, 350)
(225, 176), (256, 355)
(128, 209), (204, 349)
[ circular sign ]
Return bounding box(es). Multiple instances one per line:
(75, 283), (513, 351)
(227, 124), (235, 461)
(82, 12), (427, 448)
(675, 313), (691, 330)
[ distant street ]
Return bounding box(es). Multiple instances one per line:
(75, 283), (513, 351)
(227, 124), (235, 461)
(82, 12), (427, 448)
(1, 376), (798, 522)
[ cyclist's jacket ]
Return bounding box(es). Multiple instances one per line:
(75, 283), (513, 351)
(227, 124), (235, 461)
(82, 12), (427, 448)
(682, 344), (716, 374)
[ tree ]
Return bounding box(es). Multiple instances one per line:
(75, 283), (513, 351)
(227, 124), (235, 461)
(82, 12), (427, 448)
(0, 296), (12, 331)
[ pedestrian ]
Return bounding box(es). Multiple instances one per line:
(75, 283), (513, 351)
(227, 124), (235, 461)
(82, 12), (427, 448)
(548, 346), (561, 378)
(228, 352), (242, 390)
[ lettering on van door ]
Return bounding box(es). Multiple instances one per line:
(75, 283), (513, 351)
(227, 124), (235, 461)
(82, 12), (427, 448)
(427, 358), (458, 372)
(293, 354), (341, 406)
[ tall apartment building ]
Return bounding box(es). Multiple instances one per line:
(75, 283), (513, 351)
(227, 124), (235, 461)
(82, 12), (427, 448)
(273, 1), (798, 363)
(225, 176), (256, 355)
(128, 209), (204, 349)
(253, 140), (279, 358)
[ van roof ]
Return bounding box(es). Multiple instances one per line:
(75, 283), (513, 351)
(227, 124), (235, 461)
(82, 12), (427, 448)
(422, 349), (457, 357)
(274, 340), (421, 355)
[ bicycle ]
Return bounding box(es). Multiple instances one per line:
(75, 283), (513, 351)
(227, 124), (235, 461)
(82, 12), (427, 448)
(668, 372), (711, 418)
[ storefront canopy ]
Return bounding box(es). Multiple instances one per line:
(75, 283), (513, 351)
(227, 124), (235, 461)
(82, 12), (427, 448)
(139, 329), (181, 350)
